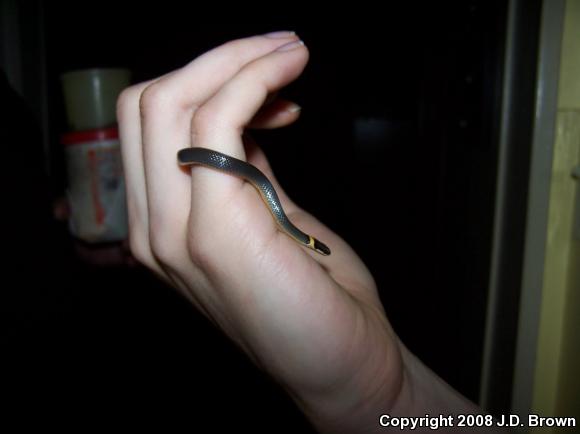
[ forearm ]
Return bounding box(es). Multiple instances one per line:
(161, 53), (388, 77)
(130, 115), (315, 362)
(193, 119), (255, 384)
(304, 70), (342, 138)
(388, 345), (508, 433)
(296, 342), (508, 434)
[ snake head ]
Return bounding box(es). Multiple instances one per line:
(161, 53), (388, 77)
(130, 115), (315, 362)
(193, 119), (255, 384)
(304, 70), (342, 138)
(313, 238), (331, 256)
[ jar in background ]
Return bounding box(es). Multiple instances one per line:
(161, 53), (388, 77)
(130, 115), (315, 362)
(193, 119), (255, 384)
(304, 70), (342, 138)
(61, 127), (127, 243)
(60, 68), (130, 131)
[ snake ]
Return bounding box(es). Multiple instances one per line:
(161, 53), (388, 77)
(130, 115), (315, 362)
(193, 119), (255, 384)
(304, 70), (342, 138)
(177, 147), (331, 256)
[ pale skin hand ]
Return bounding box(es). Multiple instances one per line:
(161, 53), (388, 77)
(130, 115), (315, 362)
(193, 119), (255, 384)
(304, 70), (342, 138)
(117, 33), (505, 433)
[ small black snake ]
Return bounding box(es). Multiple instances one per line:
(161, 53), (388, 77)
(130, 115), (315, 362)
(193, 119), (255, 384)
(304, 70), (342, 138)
(177, 147), (330, 256)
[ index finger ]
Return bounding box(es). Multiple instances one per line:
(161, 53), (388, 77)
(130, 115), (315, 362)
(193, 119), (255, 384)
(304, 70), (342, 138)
(118, 33), (299, 271)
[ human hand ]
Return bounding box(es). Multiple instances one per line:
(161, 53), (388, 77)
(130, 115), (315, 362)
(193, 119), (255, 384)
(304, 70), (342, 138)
(116, 33), (492, 434)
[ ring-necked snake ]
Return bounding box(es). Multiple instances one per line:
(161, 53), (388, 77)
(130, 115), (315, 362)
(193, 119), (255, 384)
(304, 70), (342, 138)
(177, 147), (331, 256)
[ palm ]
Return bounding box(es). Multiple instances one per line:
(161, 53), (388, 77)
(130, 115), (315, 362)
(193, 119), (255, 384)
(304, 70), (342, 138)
(184, 143), (401, 397)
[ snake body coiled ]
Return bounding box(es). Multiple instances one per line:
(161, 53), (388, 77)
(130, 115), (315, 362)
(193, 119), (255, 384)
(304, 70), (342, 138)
(177, 147), (331, 256)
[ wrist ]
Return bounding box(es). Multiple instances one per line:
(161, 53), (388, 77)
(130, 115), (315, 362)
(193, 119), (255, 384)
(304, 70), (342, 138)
(292, 308), (406, 434)
(392, 344), (478, 417)
(389, 345), (508, 433)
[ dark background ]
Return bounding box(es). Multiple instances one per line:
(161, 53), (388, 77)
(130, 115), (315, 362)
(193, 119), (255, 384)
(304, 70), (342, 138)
(2, 1), (531, 431)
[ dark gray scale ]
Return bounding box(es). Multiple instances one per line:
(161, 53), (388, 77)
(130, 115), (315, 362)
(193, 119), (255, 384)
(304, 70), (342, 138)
(177, 147), (330, 256)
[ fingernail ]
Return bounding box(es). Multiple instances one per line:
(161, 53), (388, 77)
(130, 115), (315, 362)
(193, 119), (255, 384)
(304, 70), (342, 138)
(288, 103), (301, 113)
(275, 40), (305, 52)
(263, 30), (296, 39)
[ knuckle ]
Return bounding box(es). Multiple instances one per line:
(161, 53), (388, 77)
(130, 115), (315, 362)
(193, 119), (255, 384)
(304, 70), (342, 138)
(139, 82), (173, 116)
(116, 85), (141, 123)
(219, 38), (255, 67)
(191, 105), (222, 137)
(236, 63), (271, 94)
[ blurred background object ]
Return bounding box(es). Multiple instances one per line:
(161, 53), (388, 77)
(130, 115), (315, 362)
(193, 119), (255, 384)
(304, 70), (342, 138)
(61, 126), (128, 243)
(59, 68), (130, 244)
(61, 68), (129, 130)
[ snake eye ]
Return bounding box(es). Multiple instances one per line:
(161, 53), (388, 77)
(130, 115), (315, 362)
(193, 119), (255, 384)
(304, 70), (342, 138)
(313, 239), (331, 256)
